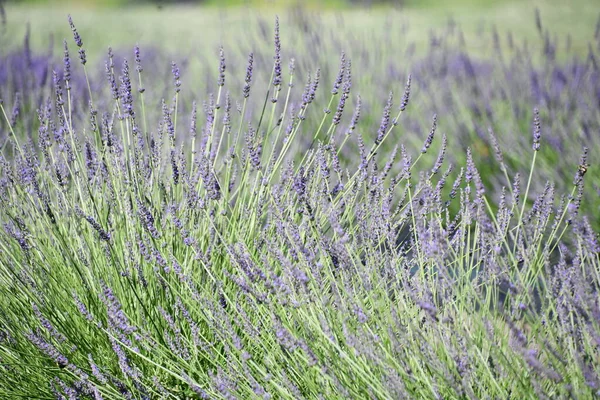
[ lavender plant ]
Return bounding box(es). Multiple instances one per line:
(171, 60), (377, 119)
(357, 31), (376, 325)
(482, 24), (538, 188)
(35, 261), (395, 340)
(0, 13), (599, 400)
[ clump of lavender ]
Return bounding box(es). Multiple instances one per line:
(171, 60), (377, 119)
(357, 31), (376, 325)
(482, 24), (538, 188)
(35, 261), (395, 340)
(0, 13), (598, 400)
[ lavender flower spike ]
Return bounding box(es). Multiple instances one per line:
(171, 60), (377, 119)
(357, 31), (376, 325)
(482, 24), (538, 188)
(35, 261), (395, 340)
(217, 47), (226, 87)
(121, 60), (134, 119)
(172, 62), (181, 93)
(421, 114), (437, 153)
(76, 207), (111, 242)
(68, 15), (83, 48)
(63, 40), (71, 89)
(399, 74), (411, 111)
(331, 52), (346, 95)
(272, 16), (282, 87)
(68, 15), (86, 65)
(375, 92), (393, 145)
(346, 95), (361, 135)
(134, 45), (143, 73)
(532, 108), (541, 151)
(243, 52), (253, 98)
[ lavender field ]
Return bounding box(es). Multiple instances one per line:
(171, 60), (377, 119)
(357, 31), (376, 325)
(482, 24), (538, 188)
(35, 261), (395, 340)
(0, 1), (599, 398)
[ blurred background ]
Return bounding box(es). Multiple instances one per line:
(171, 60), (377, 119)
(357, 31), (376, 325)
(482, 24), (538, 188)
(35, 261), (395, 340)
(1, 0), (596, 55)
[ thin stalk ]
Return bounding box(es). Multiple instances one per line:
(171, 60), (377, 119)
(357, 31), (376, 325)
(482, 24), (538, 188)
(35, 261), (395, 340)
(204, 85), (223, 160)
(0, 104), (22, 157)
(513, 151), (537, 258)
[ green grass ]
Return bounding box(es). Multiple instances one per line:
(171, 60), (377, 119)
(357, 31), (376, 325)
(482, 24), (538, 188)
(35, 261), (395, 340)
(3, 0), (597, 59)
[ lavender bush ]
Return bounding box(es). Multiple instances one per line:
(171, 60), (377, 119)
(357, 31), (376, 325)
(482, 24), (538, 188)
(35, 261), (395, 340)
(0, 11), (599, 399)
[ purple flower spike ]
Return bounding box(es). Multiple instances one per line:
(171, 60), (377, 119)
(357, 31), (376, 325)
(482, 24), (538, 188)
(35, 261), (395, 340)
(421, 114), (437, 153)
(332, 60), (351, 126)
(512, 172), (521, 204)
(78, 48), (87, 66)
(68, 15), (83, 48)
(488, 127), (504, 164)
(431, 133), (447, 174)
(400, 74), (411, 111)
(310, 69), (320, 103)
(272, 16), (282, 88)
(106, 48), (119, 100)
(134, 45), (143, 73)
(332, 52), (346, 95)
(217, 47), (226, 87)
(346, 95), (361, 136)
(67, 16), (86, 65)
(63, 40), (71, 88)
(243, 52), (253, 98)
(375, 92), (393, 145)
(83, 213), (111, 242)
(121, 60), (134, 118)
(10, 92), (21, 127)
(532, 108), (541, 151)
(190, 101), (198, 139)
(172, 62), (181, 93)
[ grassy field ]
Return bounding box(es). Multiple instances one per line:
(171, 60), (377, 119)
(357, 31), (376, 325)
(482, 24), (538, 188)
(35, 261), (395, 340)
(3, 0), (598, 58)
